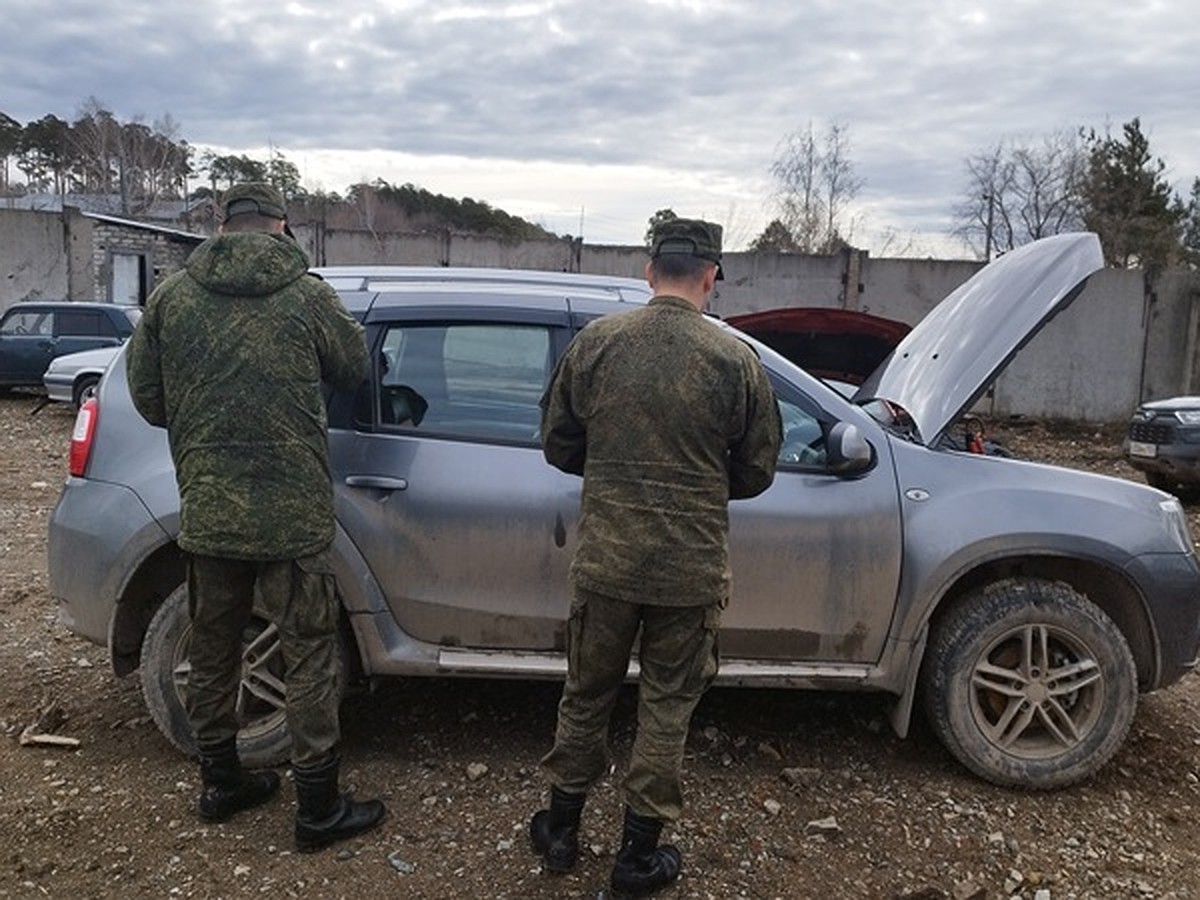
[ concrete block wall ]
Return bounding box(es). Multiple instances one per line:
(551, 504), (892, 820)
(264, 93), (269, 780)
(990, 268), (1147, 421)
(88, 222), (194, 301)
(5, 205), (1200, 423)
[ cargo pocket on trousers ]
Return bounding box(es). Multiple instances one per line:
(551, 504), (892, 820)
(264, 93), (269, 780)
(685, 605), (722, 696)
(292, 551), (338, 639)
(566, 594), (587, 675)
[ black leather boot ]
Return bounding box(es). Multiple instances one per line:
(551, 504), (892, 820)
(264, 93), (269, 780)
(197, 738), (281, 822)
(529, 785), (586, 873)
(609, 807), (682, 897)
(293, 753), (387, 853)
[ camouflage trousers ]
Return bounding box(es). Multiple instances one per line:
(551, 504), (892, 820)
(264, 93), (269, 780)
(540, 586), (721, 821)
(185, 550), (341, 768)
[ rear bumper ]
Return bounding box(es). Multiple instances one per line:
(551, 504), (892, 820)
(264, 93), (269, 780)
(48, 477), (170, 647)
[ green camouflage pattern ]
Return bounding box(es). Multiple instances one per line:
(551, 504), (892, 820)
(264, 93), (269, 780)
(126, 232), (368, 560)
(539, 588), (720, 821)
(186, 552), (341, 767)
(650, 217), (723, 265)
(220, 181), (287, 220)
(540, 295), (782, 607)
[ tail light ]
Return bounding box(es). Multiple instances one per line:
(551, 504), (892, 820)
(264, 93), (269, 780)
(69, 399), (98, 477)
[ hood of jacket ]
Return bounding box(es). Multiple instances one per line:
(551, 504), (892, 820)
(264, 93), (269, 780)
(185, 232), (310, 297)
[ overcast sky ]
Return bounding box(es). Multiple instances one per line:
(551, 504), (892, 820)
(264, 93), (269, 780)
(4, 0), (1198, 256)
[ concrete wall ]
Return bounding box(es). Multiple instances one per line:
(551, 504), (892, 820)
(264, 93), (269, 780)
(1143, 269), (1200, 400)
(6, 205), (1200, 424)
(990, 268), (1147, 421)
(0, 209), (71, 304)
(710, 252), (849, 317)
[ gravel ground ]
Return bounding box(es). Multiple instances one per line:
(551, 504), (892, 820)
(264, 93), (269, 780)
(3, 394), (1200, 900)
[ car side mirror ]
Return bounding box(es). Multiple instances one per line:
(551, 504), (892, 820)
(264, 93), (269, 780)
(827, 422), (873, 475)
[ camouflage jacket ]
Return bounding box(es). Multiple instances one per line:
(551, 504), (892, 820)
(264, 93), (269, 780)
(126, 232), (368, 560)
(541, 295), (782, 607)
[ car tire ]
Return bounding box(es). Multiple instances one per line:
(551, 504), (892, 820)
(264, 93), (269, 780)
(72, 375), (100, 410)
(919, 577), (1136, 790)
(140, 584), (347, 768)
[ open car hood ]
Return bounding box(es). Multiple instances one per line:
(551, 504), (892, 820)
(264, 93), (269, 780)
(855, 232), (1104, 447)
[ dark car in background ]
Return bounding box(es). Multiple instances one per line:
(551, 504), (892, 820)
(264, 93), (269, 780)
(0, 301), (140, 390)
(1126, 397), (1200, 489)
(46, 237), (1200, 790)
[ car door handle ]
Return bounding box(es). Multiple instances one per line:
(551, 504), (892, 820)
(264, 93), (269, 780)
(344, 475), (408, 491)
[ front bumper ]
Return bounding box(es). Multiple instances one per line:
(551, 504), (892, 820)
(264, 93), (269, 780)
(1127, 550), (1200, 689)
(43, 373), (74, 404)
(1127, 418), (1200, 484)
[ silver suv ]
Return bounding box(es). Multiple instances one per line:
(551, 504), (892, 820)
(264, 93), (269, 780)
(47, 238), (1200, 789)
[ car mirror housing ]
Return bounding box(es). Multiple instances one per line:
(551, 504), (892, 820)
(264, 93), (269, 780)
(827, 422), (873, 475)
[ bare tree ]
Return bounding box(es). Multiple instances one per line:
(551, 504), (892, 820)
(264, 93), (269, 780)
(764, 120), (862, 253)
(65, 99), (191, 213)
(769, 122), (822, 251)
(953, 130), (1085, 259)
(820, 123), (864, 249)
(69, 98), (121, 198)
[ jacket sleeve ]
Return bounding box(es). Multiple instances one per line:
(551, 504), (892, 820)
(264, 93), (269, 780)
(125, 300), (167, 427)
(728, 355), (782, 499)
(540, 349), (587, 476)
(313, 282), (369, 391)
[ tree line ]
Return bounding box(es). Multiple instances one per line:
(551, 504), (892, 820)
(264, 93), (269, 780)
(752, 118), (1200, 270)
(0, 99), (551, 240)
(4, 99), (1198, 266)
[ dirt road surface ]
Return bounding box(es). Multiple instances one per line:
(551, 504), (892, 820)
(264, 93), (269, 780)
(2, 392), (1200, 899)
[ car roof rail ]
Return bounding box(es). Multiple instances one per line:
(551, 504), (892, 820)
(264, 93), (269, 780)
(311, 266), (651, 302)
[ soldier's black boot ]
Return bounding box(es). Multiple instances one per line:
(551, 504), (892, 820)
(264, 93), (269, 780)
(529, 785), (586, 873)
(609, 807), (682, 898)
(197, 737), (281, 822)
(293, 753), (387, 853)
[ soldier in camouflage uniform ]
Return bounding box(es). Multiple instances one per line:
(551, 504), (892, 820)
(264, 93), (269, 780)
(530, 218), (782, 896)
(125, 183), (386, 853)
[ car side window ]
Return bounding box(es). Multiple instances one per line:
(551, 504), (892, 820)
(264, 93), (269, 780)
(776, 395), (828, 468)
(374, 322), (551, 443)
(1, 310), (51, 337)
(57, 309), (97, 338)
(58, 310), (113, 338)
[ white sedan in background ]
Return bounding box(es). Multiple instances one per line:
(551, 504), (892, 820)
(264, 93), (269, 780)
(43, 345), (120, 409)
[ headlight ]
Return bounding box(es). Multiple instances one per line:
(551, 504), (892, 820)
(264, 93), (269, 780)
(1175, 410), (1200, 425)
(1160, 498), (1195, 553)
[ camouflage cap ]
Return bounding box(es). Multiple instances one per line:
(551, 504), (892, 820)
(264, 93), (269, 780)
(650, 218), (724, 279)
(221, 182), (287, 220)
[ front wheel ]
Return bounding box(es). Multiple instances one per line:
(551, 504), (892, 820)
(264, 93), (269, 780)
(139, 584), (346, 767)
(919, 577), (1137, 790)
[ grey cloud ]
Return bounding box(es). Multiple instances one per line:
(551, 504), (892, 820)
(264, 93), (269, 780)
(2, 0), (1198, 250)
